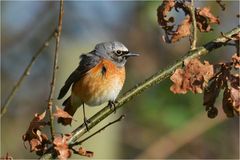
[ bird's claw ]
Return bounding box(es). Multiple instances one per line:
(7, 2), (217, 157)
(108, 101), (117, 113)
(84, 117), (90, 131)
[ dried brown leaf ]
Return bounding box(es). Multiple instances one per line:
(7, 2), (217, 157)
(53, 134), (72, 160)
(55, 106), (75, 125)
(195, 7), (220, 32)
(1, 153), (13, 160)
(171, 15), (191, 42)
(223, 87), (235, 117)
(54, 106), (74, 119)
(78, 147), (94, 158)
(232, 54), (240, 69)
(170, 68), (188, 94)
(203, 79), (221, 108)
(198, 7), (220, 24)
(22, 111), (49, 154)
(157, 0), (176, 42)
(170, 58), (214, 94)
(230, 87), (240, 113)
(157, 0), (175, 27)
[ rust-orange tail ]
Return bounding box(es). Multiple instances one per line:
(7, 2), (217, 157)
(58, 96), (78, 125)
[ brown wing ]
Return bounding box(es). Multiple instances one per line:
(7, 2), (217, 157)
(57, 52), (101, 99)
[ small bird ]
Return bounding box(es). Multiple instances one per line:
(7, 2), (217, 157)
(57, 41), (139, 128)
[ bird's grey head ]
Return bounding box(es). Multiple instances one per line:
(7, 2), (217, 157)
(94, 41), (139, 67)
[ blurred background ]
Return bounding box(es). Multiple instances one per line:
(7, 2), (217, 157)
(1, 1), (239, 159)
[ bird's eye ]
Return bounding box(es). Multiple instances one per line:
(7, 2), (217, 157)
(116, 50), (122, 55)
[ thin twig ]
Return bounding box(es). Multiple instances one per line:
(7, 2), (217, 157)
(190, 0), (197, 50)
(40, 27), (240, 159)
(47, 0), (64, 141)
(70, 115), (125, 147)
(1, 31), (55, 117)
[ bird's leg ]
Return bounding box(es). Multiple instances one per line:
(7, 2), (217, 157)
(108, 100), (117, 113)
(82, 103), (90, 131)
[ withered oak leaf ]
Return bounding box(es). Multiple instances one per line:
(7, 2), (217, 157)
(53, 134), (72, 160)
(54, 106), (75, 125)
(232, 54), (240, 69)
(22, 111), (49, 154)
(1, 153), (13, 160)
(171, 15), (191, 42)
(170, 58), (214, 94)
(157, 0), (175, 27)
(78, 147), (94, 158)
(198, 7), (220, 24)
(195, 7), (220, 32)
(223, 87), (235, 117)
(53, 106), (73, 119)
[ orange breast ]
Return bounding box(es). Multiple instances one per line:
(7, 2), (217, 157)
(72, 59), (125, 106)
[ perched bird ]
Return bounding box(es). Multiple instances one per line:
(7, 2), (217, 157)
(57, 41), (139, 129)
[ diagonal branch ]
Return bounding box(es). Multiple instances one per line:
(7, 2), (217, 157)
(47, 0), (64, 141)
(41, 27), (240, 159)
(1, 31), (55, 117)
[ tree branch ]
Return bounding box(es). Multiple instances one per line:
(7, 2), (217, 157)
(190, 0), (197, 50)
(47, 0), (64, 141)
(1, 31), (55, 117)
(41, 26), (240, 159)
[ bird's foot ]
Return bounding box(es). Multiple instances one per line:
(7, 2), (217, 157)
(108, 101), (117, 113)
(84, 117), (91, 131)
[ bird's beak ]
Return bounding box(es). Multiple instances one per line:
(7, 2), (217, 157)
(124, 52), (140, 58)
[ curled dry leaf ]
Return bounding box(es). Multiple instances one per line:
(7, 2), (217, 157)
(54, 106), (75, 125)
(223, 87), (235, 117)
(1, 153), (13, 160)
(232, 54), (240, 69)
(195, 7), (220, 32)
(203, 58), (239, 118)
(54, 106), (73, 119)
(78, 147), (94, 158)
(53, 134), (72, 160)
(203, 78), (221, 108)
(157, 0), (175, 27)
(157, 0), (175, 42)
(198, 7), (220, 24)
(230, 87), (240, 112)
(171, 15), (191, 42)
(170, 58), (214, 94)
(22, 111), (49, 155)
(229, 74), (240, 113)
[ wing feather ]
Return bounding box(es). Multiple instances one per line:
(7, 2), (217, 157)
(58, 52), (100, 99)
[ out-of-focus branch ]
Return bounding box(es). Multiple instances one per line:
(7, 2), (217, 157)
(137, 111), (227, 159)
(1, 31), (55, 117)
(190, 0), (197, 49)
(47, 0), (64, 141)
(41, 27), (239, 159)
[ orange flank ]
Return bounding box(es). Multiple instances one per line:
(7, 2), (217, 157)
(72, 59), (125, 106)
